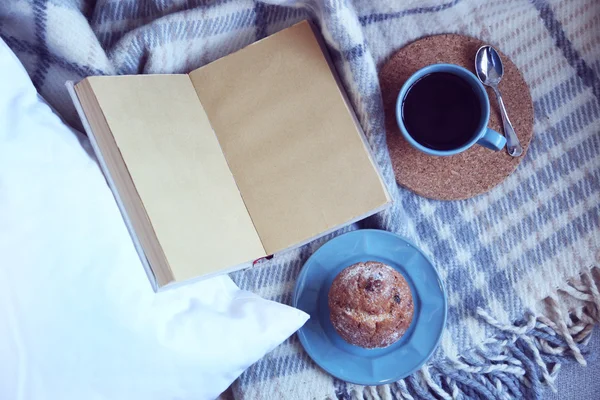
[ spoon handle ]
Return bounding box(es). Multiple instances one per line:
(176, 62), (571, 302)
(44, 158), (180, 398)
(491, 86), (523, 157)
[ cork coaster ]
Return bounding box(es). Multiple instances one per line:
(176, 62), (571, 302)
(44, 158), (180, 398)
(380, 34), (534, 201)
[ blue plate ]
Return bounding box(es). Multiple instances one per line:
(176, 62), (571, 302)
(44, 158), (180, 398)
(293, 229), (447, 385)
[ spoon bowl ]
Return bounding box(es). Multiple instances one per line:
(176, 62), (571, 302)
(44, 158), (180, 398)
(476, 46), (504, 85)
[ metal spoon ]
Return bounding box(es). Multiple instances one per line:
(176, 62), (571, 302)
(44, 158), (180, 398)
(475, 45), (523, 157)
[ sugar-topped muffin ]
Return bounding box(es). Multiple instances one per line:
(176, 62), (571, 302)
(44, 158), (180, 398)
(328, 261), (414, 348)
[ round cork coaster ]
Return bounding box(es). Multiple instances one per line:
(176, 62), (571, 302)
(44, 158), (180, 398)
(380, 34), (534, 201)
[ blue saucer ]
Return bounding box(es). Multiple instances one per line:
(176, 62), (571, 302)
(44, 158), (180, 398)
(293, 229), (446, 385)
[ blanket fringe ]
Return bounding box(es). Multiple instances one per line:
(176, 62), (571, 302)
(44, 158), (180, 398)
(347, 266), (600, 400)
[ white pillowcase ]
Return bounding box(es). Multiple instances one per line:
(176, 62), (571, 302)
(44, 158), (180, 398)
(0, 38), (308, 400)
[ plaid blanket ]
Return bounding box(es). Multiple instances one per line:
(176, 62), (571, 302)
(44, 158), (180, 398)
(2, 0), (599, 399)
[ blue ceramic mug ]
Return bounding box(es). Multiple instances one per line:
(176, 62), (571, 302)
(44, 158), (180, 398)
(395, 63), (506, 156)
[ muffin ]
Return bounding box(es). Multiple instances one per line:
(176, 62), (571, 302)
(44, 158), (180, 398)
(328, 261), (414, 348)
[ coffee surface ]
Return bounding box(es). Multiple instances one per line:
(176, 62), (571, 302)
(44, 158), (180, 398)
(401, 72), (482, 151)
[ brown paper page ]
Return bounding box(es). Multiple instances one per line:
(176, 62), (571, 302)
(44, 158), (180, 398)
(86, 75), (266, 281)
(189, 21), (389, 254)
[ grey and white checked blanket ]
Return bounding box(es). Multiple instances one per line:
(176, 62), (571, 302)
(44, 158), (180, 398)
(1, 0), (599, 399)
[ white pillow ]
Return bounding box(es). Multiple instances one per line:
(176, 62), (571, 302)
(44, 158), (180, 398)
(0, 38), (308, 400)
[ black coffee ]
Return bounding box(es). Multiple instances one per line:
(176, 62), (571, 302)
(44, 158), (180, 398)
(401, 72), (482, 151)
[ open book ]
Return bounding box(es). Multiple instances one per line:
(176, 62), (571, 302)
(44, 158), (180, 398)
(68, 20), (391, 290)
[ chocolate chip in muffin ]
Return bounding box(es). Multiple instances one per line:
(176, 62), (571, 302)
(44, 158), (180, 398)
(364, 278), (382, 292)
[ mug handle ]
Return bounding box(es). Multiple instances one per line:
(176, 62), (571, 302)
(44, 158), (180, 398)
(477, 128), (507, 151)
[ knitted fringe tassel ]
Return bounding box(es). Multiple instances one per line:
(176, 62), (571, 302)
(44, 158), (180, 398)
(341, 266), (600, 400)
